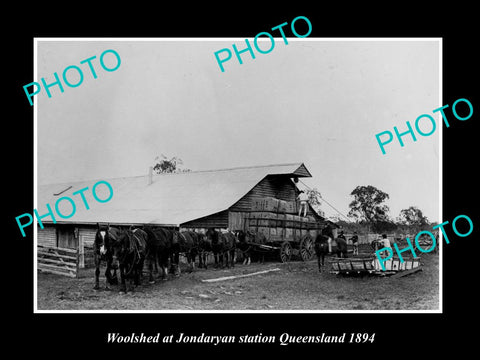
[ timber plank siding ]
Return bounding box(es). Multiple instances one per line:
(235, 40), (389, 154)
(230, 176), (298, 213)
(182, 175), (325, 231)
(181, 210), (229, 229)
(37, 226), (56, 247)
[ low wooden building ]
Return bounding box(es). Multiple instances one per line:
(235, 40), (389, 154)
(37, 163), (329, 263)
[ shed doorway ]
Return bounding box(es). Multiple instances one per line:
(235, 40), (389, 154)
(56, 225), (77, 249)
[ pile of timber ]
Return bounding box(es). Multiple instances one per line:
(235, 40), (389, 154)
(37, 245), (79, 278)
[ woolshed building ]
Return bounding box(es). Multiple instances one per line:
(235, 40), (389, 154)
(36, 163), (333, 268)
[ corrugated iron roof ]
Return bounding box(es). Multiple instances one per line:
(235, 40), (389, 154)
(37, 162), (311, 226)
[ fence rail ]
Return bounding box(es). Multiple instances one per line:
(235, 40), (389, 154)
(37, 245), (79, 278)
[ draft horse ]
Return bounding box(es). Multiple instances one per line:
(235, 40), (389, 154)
(206, 228), (236, 268)
(109, 226), (148, 294)
(137, 226), (163, 284)
(143, 226), (171, 280)
(174, 230), (201, 273)
(314, 224), (334, 272)
(237, 230), (252, 265)
(94, 223), (118, 290)
(197, 231), (212, 269)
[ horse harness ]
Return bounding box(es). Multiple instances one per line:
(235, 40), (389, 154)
(178, 231), (206, 256)
(121, 229), (145, 276)
(237, 230), (254, 255)
(95, 229), (120, 264)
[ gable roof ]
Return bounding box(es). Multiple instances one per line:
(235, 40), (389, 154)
(37, 163), (312, 227)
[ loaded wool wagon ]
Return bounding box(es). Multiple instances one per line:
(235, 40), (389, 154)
(36, 162), (331, 276)
(235, 198), (331, 262)
(178, 163), (334, 263)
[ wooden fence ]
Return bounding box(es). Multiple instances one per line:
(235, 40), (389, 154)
(37, 245), (79, 278)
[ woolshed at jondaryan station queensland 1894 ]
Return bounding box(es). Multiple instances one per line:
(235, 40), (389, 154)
(36, 163), (336, 271)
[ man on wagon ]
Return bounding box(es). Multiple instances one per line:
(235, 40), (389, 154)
(297, 190), (309, 217)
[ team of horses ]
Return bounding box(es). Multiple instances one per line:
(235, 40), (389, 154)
(94, 223), (335, 293)
(94, 224), (243, 293)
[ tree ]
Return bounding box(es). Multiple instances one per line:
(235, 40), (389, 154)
(304, 188), (325, 217)
(348, 185), (391, 224)
(305, 188), (323, 214)
(397, 206), (429, 232)
(153, 154), (190, 174)
(347, 185), (395, 232)
(373, 219), (397, 233)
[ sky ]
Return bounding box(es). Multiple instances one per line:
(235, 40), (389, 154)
(36, 39), (440, 223)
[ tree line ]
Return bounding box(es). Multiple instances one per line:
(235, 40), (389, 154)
(338, 185), (434, 234)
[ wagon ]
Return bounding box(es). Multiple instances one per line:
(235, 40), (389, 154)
(329, 255), (422, 276)
(241, 209), (328, 263)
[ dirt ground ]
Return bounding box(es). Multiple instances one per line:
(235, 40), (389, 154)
(36, 250), (439, 311)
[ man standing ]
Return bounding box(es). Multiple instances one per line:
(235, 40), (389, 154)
(297, 190), (309, 217)
(380, 234), (391, 256)
(350, 231), (359, 255)
(315, 232), (329, 272)
(336, 231), (348, 258)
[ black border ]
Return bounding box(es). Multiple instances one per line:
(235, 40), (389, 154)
(8, 5), (478, 355)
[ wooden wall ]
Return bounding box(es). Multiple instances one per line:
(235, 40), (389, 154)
(182, 175), (324, 231)
(181, 210), (229, 229)
(56, 224), (76, 249)
(37, 224), (97, 269)
(37, 224), (97, 248)
(37, 226), (56, 247)
(182, 176), (298, 230)
(79, 227), (96, 246)
(230, 175), (297, 213)
(228, 212), (246, 231)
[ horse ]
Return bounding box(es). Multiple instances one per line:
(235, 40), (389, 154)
(221, 231), (237, 268)
(206, 228), (222, 268)
(163, 228), (180, 276)
(237, 230), (252, 265)
(335, 235), (348, 258)
(314, 224), (336, 272)
(314, 233), (329, 272)
(206, 228), (236, 268)
(143, 226), (172, 280)
(197, 231), (212, 269)
(93, 223), (118, 290)
(174, 230), (201, 272)
(109, 227), (147, 294)
(136, 226), (163, 284)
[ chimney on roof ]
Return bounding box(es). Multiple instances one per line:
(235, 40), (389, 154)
(148, 166), (153, 185)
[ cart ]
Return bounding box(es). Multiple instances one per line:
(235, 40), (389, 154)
(329, 255), (422, 276)
(242, 211), (327, 263)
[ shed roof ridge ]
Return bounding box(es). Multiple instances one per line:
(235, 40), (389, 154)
(185, 162), (305, 174)
(38, 162), (307, 187)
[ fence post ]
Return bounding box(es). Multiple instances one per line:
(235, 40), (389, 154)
(75, 246), (80, 278)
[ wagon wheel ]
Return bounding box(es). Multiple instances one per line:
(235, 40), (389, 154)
(279, 241), (292, 263)
(300, 234), (314, 261)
